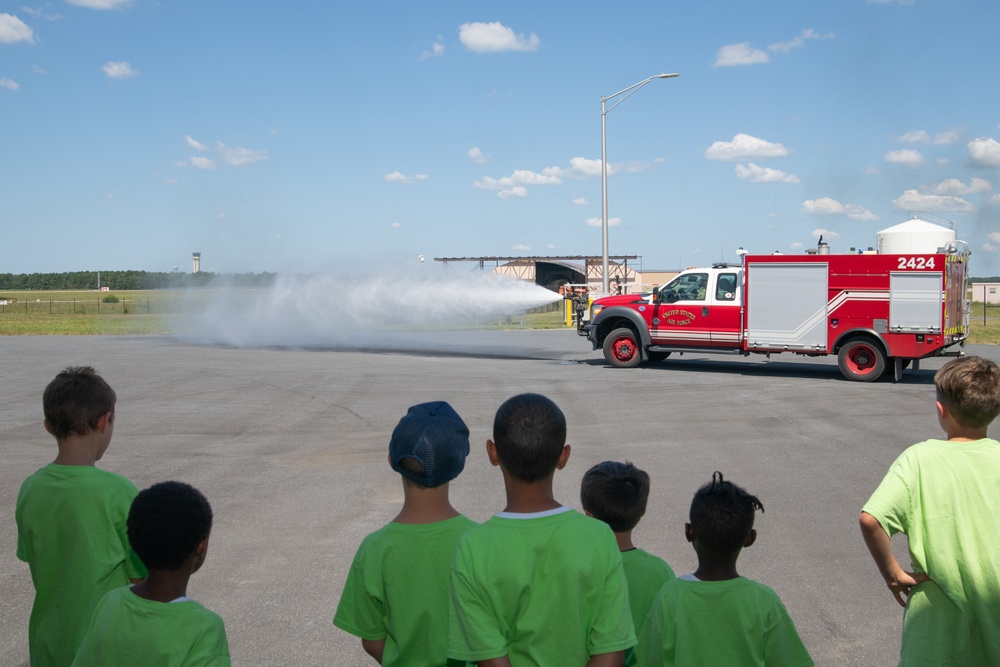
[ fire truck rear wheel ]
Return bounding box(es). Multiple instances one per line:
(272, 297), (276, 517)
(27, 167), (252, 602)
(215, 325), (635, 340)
(646, 351), (671, 363)
(837, 339), (886, 382)
(603, 327), (642, 368)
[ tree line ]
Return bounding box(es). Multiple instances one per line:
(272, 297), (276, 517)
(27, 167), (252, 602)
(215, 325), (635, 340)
(0, 271), (277, 291)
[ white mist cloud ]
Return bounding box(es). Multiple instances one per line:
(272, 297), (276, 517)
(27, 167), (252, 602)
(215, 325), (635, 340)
(459, 21), (539, 53)
(706, 134), (790, 161)
(0, 77), (19, 90)
(420, 40), (445, 60)
(735, 163), (800, 183)
(812, 228), (840, 240)
(714, 29), (832, 66)
(178, 272), (562, 348)
(512, 244), (530, 251)
(101, 61), (137, 80)
(768, 28), (834, 54)
(189, 156), (216, 170)
(572, 197), (588, 205)
(0, 13), (34, 43)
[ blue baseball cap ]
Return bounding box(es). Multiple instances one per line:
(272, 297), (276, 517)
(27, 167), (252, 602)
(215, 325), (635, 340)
(389, 401), (470, 488)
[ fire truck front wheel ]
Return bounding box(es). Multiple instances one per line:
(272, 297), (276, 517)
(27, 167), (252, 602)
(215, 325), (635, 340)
(603, 327), (642, 368)
(838, 339), (886, 382)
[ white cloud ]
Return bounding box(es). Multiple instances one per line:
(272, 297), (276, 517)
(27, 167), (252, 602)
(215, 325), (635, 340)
(812, 228), (840, 240)
(983, 243), (999, 253)
(384, 171), (428, 184)
(898, 130), (929, 144)
(572, 197), (588, 206)
(705, 133), (790, 161)
(991, 195), (1000, 206)
(216, 142), (268, 167)
(543, 156), (605, 179)
(937, 157), (950, 166)
(458, 22), (539, 53)
(0, 77), (19, 90)
(512, 244), (531, 251)
(421, 40), (445, 60)
(0, 13), (34, 44)
(801, 197), (877, 221)
(892, 189), (974, 213)
(586, 217), (621, 227)
(66, 0), (132, 8)
(989, 232), (1000, 242)
(789, 242), (804, 251)
(163, 178), (177, 186)
(922, 177), (991, 195)
(391, 222), (401, 228)
(735, 163), (800, 183)
(714, 29), (832, 66)
(713, 42), (769, 67)
(101, 61), (137, 80)
(468, 146), (488, 164)
(189, 156), (215, 170)
(185, 135), (208, 152)
(968, 137), (1000, 168)
(498, 187), (527, 200)
(933, 128), (961, 145)
(884, 149), (924, 167)
(768, 28), (834, 54)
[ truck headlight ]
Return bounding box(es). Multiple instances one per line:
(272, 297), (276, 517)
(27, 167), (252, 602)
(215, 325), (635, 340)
(591, 304), (604, 319)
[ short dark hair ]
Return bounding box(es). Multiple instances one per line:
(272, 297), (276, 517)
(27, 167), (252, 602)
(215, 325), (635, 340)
(935, 356), (1000, 430)
(492, 393), (566, 483)
(689, 471), (763, 556)
(43, 366), (116, 440)
(128, 481), (213, 571)
(580, 461), (650, 532)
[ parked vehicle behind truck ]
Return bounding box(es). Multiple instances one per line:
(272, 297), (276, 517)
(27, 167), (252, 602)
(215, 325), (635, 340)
(583, 240), (970, 382)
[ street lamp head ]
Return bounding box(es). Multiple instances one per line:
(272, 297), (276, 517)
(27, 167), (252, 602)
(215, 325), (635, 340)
(656, 73), (680, 79)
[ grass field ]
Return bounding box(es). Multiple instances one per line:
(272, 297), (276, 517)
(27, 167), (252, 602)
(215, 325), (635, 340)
(1, 289), (998, 343)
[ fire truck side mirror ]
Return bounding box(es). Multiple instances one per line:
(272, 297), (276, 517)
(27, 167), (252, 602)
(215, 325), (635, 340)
(651, 290), (661, 304)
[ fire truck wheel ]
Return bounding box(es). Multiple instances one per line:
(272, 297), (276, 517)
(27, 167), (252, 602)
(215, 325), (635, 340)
(838, 339), (886, 382)
(603, 327), (642, 368)
(646, 351), (671, 363)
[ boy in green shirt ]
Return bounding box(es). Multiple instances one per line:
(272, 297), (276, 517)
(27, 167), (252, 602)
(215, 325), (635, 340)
(72, 481), (230, 665)
(634, 471), (812, 666)
(334, 401), (475, 666)
(860, 356), (1000, 665)
(448, 393), (635, 666)
(581, 461), (675, 664)
(15, 366), (147, 666)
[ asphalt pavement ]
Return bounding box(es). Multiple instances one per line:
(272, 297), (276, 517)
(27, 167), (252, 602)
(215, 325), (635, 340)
(3, 331), (997, 665)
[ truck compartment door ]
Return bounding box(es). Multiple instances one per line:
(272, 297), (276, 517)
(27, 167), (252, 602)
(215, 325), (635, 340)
(889, 271), (943, 333)
(746, 263), (828, 351)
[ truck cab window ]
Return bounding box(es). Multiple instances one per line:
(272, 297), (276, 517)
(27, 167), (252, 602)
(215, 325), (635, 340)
(659, 273), (708, 303)
(716, 273), (737, 301)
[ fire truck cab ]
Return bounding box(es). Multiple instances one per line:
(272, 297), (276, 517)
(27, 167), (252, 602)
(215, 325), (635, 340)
(585, 243), (970, 382)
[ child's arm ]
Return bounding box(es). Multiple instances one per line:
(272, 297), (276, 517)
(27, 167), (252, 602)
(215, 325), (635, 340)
(361, 638), (385, 663)
(859, 511), (930, 608)
(586, 650), (625, 667)
(477, 657), (513, 667)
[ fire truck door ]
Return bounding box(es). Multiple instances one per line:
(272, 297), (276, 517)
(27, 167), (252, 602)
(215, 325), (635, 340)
(651, 272), (711, 346)
(710, 271), (742, 345)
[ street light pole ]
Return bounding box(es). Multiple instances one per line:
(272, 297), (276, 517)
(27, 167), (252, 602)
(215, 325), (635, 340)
(601, 72), (679, 293)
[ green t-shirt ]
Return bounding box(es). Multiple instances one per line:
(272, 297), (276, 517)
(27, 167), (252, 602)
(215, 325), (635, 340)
(862, 437), (1000, 666)
(334, 514), (477, 667)
(634, 576), (813, 667)
(70, 586), (229, 666)
(448, 507), (635, 665)
(622, 547), (675, 663)
(16, 464), (147, 667)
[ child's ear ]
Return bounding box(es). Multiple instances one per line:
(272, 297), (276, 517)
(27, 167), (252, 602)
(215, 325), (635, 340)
(43, 420), (54, 436)
(555, 444), (571, 470)
(583, 508), (594, 518)
(95, 411), (113, 434)
(744, 528), (757, 549)
(486, 440), (500, 467)
(935, 400), (948, 421)
(684, 523), (694, 543)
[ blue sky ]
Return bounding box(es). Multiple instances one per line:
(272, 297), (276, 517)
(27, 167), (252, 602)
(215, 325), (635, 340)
(3, 0), (1000, 277)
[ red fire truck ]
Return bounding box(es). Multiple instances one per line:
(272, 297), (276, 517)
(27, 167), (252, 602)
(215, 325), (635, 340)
(583, 242), (970, 382)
